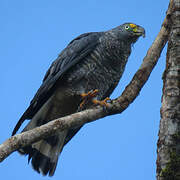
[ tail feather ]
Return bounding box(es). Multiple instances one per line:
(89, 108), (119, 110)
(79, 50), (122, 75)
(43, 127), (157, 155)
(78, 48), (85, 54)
(19, 131), (68, 176)
(18, 114), (68, 176)
(13, 90), (82, 176)
(32, 131), (67, 176)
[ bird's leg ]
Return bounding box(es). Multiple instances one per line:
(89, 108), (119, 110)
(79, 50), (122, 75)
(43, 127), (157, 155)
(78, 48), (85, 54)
(80, 89), (111, 108)
(92, 97), (111, 107)
(80, 89), (99, 108)
(81, 89), (99, 99)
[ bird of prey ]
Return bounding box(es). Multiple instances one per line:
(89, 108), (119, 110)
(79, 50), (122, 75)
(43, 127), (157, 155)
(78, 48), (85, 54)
(12, 23), (145, 176)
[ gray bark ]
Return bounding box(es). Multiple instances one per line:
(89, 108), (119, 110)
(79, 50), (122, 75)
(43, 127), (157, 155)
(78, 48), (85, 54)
(0, 12), (170, 162)
(156, 0), (180, 179)
(0, 2), (176, 179)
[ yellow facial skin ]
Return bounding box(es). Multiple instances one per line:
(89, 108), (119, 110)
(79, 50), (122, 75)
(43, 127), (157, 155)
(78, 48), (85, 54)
(130, 23), (138, 33)
(129, 24), (137, 28)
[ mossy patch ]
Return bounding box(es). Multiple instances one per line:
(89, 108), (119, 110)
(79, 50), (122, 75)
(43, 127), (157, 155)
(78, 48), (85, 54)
(160, 151), (180, 180)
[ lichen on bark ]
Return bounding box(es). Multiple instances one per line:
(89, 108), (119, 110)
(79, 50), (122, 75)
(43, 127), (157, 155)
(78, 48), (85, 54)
(156, 0), (180, 179)
(160, 146), (180, 179)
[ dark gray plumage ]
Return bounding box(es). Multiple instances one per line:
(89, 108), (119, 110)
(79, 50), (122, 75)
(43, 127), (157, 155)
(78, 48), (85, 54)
(12, 23), (145, 176)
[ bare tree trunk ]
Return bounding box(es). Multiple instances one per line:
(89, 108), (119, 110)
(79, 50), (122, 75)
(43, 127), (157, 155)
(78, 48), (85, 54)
(0, 2), (179, 179)
(0, 0), (173, 165)
(156, 0), (180, 179)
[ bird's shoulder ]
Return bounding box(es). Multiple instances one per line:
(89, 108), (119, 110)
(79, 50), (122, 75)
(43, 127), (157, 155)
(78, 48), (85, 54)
(42, 31), (103, 83)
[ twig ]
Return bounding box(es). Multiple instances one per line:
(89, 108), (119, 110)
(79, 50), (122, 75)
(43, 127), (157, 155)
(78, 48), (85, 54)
(0, 2), (172, 163)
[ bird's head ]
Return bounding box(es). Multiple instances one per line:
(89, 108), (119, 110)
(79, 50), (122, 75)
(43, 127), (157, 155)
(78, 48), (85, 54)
(111, 23), (145, 43)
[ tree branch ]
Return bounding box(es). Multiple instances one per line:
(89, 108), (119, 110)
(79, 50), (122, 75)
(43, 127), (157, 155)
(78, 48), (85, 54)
(0, 2), (172, 163)
(156, 0), (180, 179)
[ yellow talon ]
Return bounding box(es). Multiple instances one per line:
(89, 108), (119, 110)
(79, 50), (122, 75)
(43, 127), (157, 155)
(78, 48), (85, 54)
(80, 89), (110, 108)
(80, 89), (99, 108)
(92, 97), (111, 107)
(81, 89), (99, 98)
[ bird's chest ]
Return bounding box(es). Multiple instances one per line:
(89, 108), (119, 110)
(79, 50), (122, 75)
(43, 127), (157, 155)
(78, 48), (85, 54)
(64, 41), (131, 98)
(98, 41), (131, 77)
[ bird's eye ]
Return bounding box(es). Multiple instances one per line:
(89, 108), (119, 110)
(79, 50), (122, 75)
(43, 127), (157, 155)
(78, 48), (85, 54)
(125, 25), (130, 30)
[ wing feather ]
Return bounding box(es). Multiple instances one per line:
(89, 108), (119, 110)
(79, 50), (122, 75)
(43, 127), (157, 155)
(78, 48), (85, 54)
(12, 32), (102, 135)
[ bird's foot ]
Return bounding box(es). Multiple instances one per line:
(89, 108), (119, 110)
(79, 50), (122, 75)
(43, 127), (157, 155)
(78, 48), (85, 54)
(81, 89), (99, 98)
(92, 97), (111, 107)
(80, 89), (99, 108)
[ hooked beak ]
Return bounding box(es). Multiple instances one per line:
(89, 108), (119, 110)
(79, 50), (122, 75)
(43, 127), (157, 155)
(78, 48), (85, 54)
(133, 26), (145, 38)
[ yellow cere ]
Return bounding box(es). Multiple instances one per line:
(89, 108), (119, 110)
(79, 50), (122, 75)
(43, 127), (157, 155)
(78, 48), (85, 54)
(130, 24), (137, 32)
(129, 24), (137, 28)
